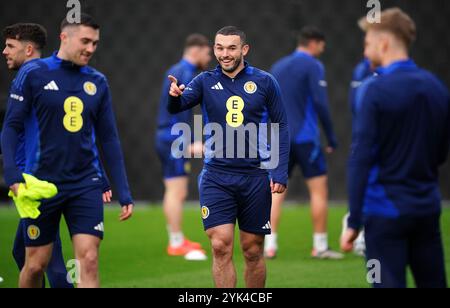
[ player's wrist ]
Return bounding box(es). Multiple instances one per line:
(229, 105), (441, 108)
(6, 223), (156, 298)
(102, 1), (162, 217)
(347, 215), (362, 231)
(328, 138), (338, 149)
(119, 197), (134, 207)
(4, 168), (25, 187)
(271, 176), (288, 187)
(103, 187), (112, 194)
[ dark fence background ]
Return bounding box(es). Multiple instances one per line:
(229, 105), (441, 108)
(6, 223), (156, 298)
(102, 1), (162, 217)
(1, 0), (449, 202)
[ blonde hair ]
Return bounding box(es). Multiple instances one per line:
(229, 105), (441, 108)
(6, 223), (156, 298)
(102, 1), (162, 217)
(359, 7), (416, 48)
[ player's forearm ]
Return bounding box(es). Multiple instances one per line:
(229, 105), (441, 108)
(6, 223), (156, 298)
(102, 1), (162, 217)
(96, 94), (132, 204)
(347, 142), (373, 230)
(167, 96), (183, 114)
(99, 160), (111, 193)
(1, 126), (24, 186)
(315, 100), (338, 148)
(167, 95), (195, 114)
(271, 122), (290, 186)
(348, 165), (370, 231)
(101, 139), (133, 205)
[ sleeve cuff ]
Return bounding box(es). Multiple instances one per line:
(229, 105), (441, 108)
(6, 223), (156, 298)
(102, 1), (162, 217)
(270, 175), (288, 187)
(4, 168), (25, 187)
(119, 196), (134, 207)
(347, 214), (363, 231)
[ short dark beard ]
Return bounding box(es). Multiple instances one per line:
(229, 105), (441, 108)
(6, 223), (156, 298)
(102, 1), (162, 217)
(10, 61), (22, 71)
(221, 56), (242, 74)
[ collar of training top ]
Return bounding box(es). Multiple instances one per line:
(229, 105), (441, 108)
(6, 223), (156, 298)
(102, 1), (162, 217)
(376, 59), (417, 75)
(214, 61), (253, 79)
(51, 51), (85, 70)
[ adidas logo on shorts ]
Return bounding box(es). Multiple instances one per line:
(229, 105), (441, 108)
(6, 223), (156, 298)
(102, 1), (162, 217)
(262, 221), (272, 230)
(94, 222), (104, 232)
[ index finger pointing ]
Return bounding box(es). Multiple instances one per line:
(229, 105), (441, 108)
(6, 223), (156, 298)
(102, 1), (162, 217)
(168, 75), (178, 85)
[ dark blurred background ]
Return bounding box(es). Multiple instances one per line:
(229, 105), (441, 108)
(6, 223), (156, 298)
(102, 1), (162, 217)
(0, 0), (449, 202)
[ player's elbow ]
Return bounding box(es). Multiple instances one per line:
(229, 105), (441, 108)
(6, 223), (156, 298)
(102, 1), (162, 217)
(3, 121), (23, 134)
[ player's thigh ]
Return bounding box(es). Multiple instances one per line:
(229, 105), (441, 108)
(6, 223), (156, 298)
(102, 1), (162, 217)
(305, 175), (328, 197)
(198, 170), (238, 231)
(164, 176), (189, 195)
(24, 243), (54, 269)
(365, 216), (409, 288)
(64, 186), (104, 240)
(237, 175), (272, 235)
(295, 143), (328, 180)
(240, 230), (265, 255)
(409, 214), (447, 288)
(21, 194), (64, 248)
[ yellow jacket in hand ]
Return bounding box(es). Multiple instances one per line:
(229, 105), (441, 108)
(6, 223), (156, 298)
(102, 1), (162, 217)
(8, 174), (58, 219)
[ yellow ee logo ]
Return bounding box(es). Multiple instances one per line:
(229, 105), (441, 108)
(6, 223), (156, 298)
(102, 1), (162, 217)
(63, 96), (84, 133)
(226, 96), (245, 128)
(83, 82), (97, 96)
(201, 206), (210, 220)
(27, 225), (40, 240)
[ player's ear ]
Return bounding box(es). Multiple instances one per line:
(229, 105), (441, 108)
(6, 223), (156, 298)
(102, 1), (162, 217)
(24, 43), (34, 57)
(380, 35), (389, 55)
(60, 31), (69, 44)
(242, 44), (250, 57)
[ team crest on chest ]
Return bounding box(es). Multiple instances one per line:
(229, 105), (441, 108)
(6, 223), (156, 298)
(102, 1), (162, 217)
(83, 81), (97, 96)
(244, 81), (257, 94)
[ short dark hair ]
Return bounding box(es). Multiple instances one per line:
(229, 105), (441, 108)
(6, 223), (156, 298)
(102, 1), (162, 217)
(60, 13), (100, 32)
(2, 23), (47, 51)
(298, 26), (326, 46)
(185, 33), (210, 49)
(359, 7), (416, 48)
(216, 26), (247, 45)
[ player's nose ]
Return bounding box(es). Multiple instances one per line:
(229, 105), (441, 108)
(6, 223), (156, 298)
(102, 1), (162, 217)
(221, 49), (230, 57)
(86, 44), (96, 54)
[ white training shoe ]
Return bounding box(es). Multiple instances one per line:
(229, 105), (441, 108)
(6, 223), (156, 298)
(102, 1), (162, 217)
(184, 249), (208, 261)
(312, 248), (344, 260)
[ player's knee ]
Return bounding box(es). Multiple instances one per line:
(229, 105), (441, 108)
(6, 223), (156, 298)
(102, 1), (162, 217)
(177, 187), (188, 201)
(79, 249), (99, 273)
(166, 186), (188, 202)
(24, 260), (48, 277)
(211, 238), (233, 259)
(242, 243), (264, 263)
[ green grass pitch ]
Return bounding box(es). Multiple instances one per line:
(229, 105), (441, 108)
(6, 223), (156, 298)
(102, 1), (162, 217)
(0, 205), (449, 288)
